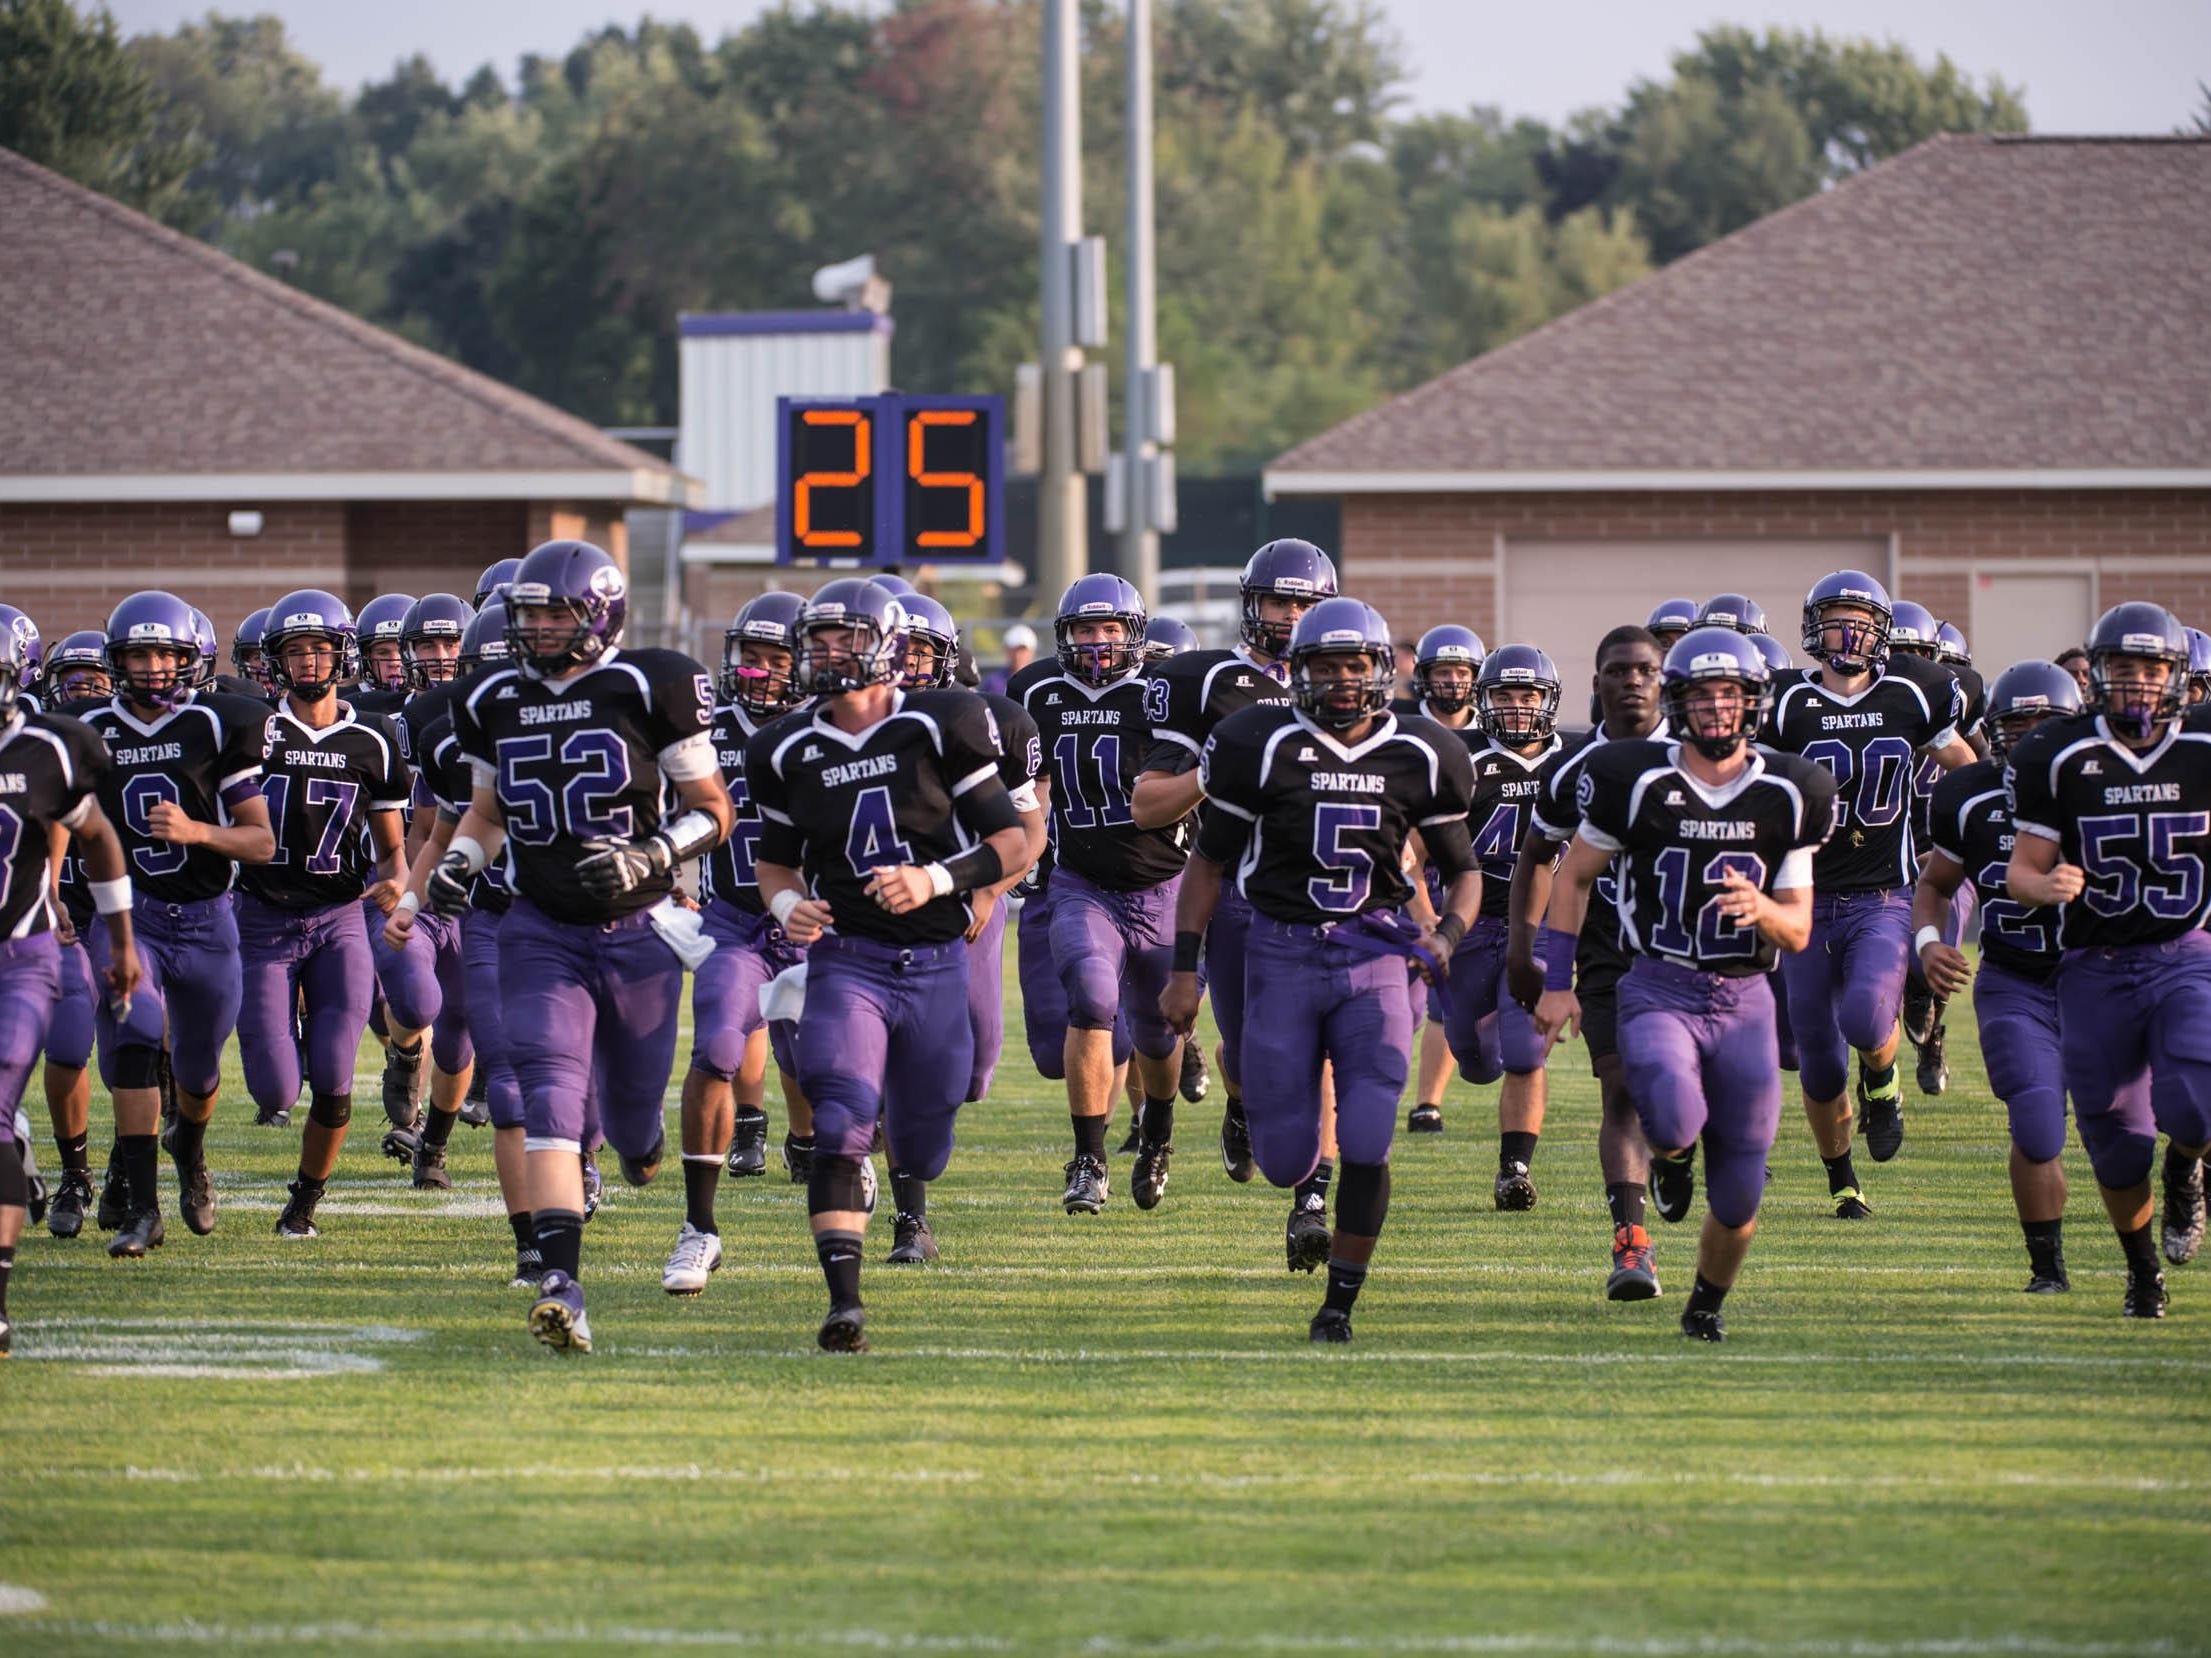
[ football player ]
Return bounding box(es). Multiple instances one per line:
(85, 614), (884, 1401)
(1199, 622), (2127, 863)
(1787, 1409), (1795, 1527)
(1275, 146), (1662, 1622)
(1646, 599), (1697, 655)
(1142, 615), (1201, 664)
(1744, 632), (1804, 1076)
(438, 540), (730, 1352)
(81, 591), (275, 1257)
(42, 632), (113, 706)
(237, 592), (412, 1239)
(1507, 624), (1668, 1299)
(1398, 624), (1483, 1134)
(1163, 598), (1477, 1340)
(1536, 628), (1836, 1341)
(231, 609), (274, 696)
(0, 624), (141, 1353)
(1133, 539), (1337, 1264)
(473, 558), (521, 610)
(2008, 603), (2211, 1317)
(353, 594), (415, 710)
(1694, 594), (1767, 635)
(1014, 575), (1188, 1214)
(749, 578), (1029, 1352)
(2186, 627), (2211, 708)
(1446, 645), (1567, 1208)
(1913, 660), (2082, 1292)
(1135, 610), (1212, 1110)
(1761, 572), (1973, 1217)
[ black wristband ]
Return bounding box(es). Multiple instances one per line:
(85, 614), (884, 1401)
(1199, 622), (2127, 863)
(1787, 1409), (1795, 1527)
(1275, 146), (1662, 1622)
(1433, 913), (1466, 951)
(937, 841), (1004, 894)
(1172, 930), (1203, 973)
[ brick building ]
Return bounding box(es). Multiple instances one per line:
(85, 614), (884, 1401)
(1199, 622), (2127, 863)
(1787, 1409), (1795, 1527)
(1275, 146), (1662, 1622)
(0, 148), (693, 646)
(1264, 135), (2211, 677)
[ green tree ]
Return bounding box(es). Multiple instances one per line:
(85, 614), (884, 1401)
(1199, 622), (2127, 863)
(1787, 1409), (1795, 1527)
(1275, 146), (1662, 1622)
(1160, 0), (1404, 159)
(0, 0), (202, 219)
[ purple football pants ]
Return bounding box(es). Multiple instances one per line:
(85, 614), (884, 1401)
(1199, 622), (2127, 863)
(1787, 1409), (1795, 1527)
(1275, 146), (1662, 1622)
(1443, 914), (1547, 1083)
(1241, 917), (1413, 1184)
(797, 933), (971, 1178)
(1618, 958), (1780, 1229)
(46, 935), (96, 1071)
(89, 894), (240, 1098)
(1779, 889), (1912, 1101)
(1972, 959), (2070, 1165)
(0, 934), (60, 1142)
(500, 898), (683, 1161)
(461, 907), (524, 1131)
(236, 893), (376, 1111)
(965, 897), (1008, 1102)
(1016, 884), (1131, 1080)
(1048, 867), (1182, 1063)
(2056, 933), (2211, 1190)
(370, 902), (474, 1075)
(1209, 886), (1256, 1088)
(690, 900), (802, 1083)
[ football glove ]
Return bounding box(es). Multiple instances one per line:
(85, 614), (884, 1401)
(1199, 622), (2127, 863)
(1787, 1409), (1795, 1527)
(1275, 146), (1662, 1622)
(425, 851), (477, 917)
(578, 833), (677, 900)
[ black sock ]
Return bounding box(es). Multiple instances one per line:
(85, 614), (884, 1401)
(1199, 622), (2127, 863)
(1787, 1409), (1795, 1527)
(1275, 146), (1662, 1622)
(1323, 1256), (1368, 1315)
(1141, 1096), (1175, 1143)
(816, 1229), (865, 1311)
(120, 1133), (158, 1213)
(1685, 1272), (1729, 1315)
(1500, 1130), (1538, 1169)
(888, 1166), (927, 1220)
(423, 1105), (459, 1149)
(2118, 1221), (2161, 1275)
(1071, 1114), (1107, 1161)
(1822, 1150), (1859, 1195)
(508, 1210), (534, 1249)
(1860, 1059), (1898, 1099)
(535, 1208), (585, 1279)
(2023, 1216), (2064, 1276)
(169, 1113), (206, 1166)
(1294, 1158), (1334, 1208)
(682, 1156), (720, 1233)
(2165, 1142), (2202, 1183)
(1606, 1181), (1648, 1230)
(1225, 1091), (1246, 1121)
(0, 1242), (12, 1316)
(57, 1131), (88, 1175)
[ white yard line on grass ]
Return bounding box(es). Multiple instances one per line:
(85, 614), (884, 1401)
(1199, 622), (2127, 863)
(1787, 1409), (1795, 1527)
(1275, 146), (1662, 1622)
(13, 1317), (426, 1379)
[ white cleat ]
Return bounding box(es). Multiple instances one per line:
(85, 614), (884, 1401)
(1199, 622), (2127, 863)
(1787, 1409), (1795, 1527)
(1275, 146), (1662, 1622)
(662, 1221), (725, 1296)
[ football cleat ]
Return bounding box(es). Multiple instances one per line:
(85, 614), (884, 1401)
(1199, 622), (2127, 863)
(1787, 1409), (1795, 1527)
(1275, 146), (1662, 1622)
(48, 1170), (92, 1239)
(818, 1304), (868, 1353)
(1900, 979), (1935, 1048)
(1062, 1153), (1109, 1215)
(1131, 1135), (1173, 1211)
(1830, 1186), (1873, 1220)
(888, 1212), (939, 1265)
(1606, 1225), (1660, 1301)
(1915, 1021), (1949, 1097)
(106, 1208), (165, 1258)
(25, 1166), (45, 1228)
(1309, 1307), (1353, 1344)
(1494, 1160), (1537, 1211)
(2161, 1157), (2205, 1265)
(2123, 1268), (2168, 1320)
(381, 1041), (426, 1129)
(252, 1100), (293, 1128)
(782, 1134), (815, 1184)
(0, 1314), (10, 1357)
(726, 1108), (769, 1178)
(275, 1181), (322, 1239)
(1680, 1308), (1726, 1342)
(1285, 1198), (1331, 1274)
(1857, 1069), (1905, 1162)
(1406, 1103), (1443, 1134)
(1179, 1041), (1210, 1103)
(661, 1222), (724, 1295)
(529, 1270), (592, 1352)
(96, 1147), (126, 1231)
(411, 1138), (451, 1192)
(1651, 1146), (1697, 1224)
(511, 1243), (546, 1290)
(459, 1068), (491, 1128)
(580, 1151), (602, 1220)
(173, 1147), (216, 1237)
(1117, 1108), (1144, 1156)
(2023, 1267), (2070, 1294)
(379, 1115), (422, 1168)
(618, 1134), (664, 1189)
(1219, 1101), (1255, 1183)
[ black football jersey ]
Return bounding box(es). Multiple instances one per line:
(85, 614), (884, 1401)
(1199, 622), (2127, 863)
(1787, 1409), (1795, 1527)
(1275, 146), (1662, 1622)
(1575, 740), (1837, 977)
(748, 689), (1023, 945)
(1013, 662), (1190, 891)
(80, 692), (269, 903)
(701, 701), (774, 915)
(0, 713), (109, 940)
(1531, 728), (1627, 966)
(1466, 733), (1565, 920)
(1908, 663), (1983, 849)
(452, 648), (716, 923)
(1762, 654), (1963, 891)
(1925, 758), (2057, 980)
(1195, 707), (1476, 926)
(239, 705), (411, 910)
(415, 703), (514, 912)
(2006, 714), (2211, 949)
(981, 690), (1045, 807)
(208, 673), (273, 703)
(1139, 648), (1290, 778)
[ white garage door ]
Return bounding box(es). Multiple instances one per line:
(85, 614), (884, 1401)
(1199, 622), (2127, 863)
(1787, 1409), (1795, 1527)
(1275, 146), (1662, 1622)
(1970, 570), (2096, 674)
(1500, 538), (1889, 680)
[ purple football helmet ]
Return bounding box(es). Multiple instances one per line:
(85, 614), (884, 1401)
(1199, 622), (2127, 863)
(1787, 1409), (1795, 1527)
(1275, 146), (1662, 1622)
(722, 591), (807, 717)
(0, 606), (41, 693)
(2186, 626), (2211, 705)
(459, 599), (511, 674)
(1412, 624), (1486, 715)
(402, 593), (476, 689)
(1055, 573), (1147, 687)
(1695, 593), (1768, 636)
(473, 558), (522, 610)
(186, 608), (219, 687)
(43, 629), (112, 704)
(1142, 615), (1200, 663)
(0, 627), (31, 721)
(1646, 598), (1699, 644)
(1287, 598), (1392, 731)
(897, 594), (961, 690)
(1801, 569), (1892, 677)
(1240, 539), (1338, 659)
(2086, 601), (2188, 739)
(1478, 645), (1562, 744)
(1745, 633), (1793, 676)
(1983, 659), (2083, 763)
(262, 589), (358, 700)
(504, 540), (627, 677)
(799, 578), (908, 696)
(232, 607), (273, 689)
(871, 574), (919, 599)
(105, 591), (203, 711)
(1887, 600), (1939, 657)
(356, 594), (417, 690)
(1662, 628), (1773, 760)
(1935, 620), (1971, 669)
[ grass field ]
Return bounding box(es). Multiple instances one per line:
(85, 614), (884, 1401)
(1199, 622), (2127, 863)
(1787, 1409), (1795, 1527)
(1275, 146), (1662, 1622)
(3, 953), (2208, 1657)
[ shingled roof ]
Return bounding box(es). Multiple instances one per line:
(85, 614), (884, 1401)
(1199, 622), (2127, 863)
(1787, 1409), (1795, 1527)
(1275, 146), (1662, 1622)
(1267, 135), (2211, 491)
(0, 147), (694, 504)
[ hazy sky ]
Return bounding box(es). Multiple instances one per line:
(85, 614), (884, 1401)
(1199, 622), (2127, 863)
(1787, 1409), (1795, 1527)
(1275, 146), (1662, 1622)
(104, 0), (2210, 133)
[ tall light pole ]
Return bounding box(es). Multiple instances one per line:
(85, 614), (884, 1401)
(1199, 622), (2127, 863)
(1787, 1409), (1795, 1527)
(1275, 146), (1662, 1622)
(1120, 0), (1160, 602)
(1038, 0), (1088, 604)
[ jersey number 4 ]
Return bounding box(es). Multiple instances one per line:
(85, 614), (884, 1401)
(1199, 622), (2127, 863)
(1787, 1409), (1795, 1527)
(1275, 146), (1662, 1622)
(844, 784), (917, 875)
